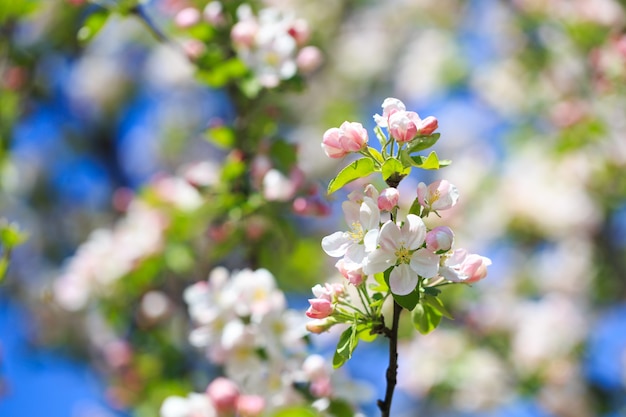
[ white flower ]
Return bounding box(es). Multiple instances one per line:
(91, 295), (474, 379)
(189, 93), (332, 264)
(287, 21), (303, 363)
(321, 197), (380, 266)
(363, 214), (439, 295)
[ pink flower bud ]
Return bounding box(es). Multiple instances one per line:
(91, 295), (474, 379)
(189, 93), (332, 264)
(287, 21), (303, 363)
(182, 39), (206, 60)
(236, 395), (265, 417)
(335, 259), (364, 286)
(306, 319), (331, 335)
(440, 249), (492, 283)
(231, 20), (258, 48)
(310, 376), (332, 397)
(175, 7), (200, 28)
(321, 127), (348, 159)
(296, 46), (323, 74)
(460, 254), (491, 283)
(388, 111), (421, 143)
(425, 226), (454, 252)
(338, 121), (368, 152)
(377, 188), (400, 211)
(206, 377), (240, 413)
(287, 18), (311, 45)
(418, 116), (438, 135)
(203, 1), (224, 26)
(306, 298), (333, 319)
(417, 179), (459, 212)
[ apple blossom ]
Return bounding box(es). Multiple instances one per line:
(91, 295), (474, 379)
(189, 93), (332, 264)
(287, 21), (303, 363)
(321, 121), (368, 158)
(335, 258), (365, 286)
(418, 116), (439, 135)
(388, 110), (422, 143)
(175, 8), (201, 28)
(296, 46), (323, 74)
(439, 249), (492, 283)
(305, 317), (337, 334)
(321, 196), (380, 266)
(417, 179), (459, 213)
(363, 215), (439, 295)
(236, 395), (265, 417)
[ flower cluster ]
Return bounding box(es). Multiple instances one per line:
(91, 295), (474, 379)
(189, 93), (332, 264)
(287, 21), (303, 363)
(230, 4), (322, 88)
(321, 182), (490, 296)
(168, 267), (365, 416)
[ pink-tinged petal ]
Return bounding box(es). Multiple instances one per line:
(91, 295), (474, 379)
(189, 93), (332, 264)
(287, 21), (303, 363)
(425, 226), (454, 252)
(321, 127), (348, 159)
(321, 232), (351, 257)
(360, 198), (380, 230)
(345, 244), (366, 265)
(363, 229), (379, 253)
(362, 248), (395, 275)
(410, 249), (440, 278)
(338, 121), (368, 151)
(418, 116), (438, 135)
(416, 182), (428, 206)
(462, 254), (492, 283)
(389, 264), (418, 295)
(378, 220), (402, 252)
(439, 265), (461, 282)
(341, 200), (360, 225)
(402, 214), (427, 250)
(448, 248), (468, 265)
(306, 298), (333, 318)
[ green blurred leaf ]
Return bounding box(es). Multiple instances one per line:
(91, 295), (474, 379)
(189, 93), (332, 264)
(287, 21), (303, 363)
(0, 221), (28, 248)
(373, 125), (388, 149)
(327, 399), (355, 417)
(408, 197), (422, 216)
(327, 158), (375, 194)
(412, 302), (442, 335)
(0, 257), (8, 283)
(272, 406), (318, 417)
(77, 9), (109, 44)
(164, 243), (194, 274)
(205, 126), (235, 149)
(270, 140), (297, 173)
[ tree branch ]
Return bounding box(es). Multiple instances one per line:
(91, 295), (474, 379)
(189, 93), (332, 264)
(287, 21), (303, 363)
(377, 300), (402, 417)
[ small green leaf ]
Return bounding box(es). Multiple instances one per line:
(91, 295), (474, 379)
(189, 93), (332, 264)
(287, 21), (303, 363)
(332, 325), (359, 368)
(412, 302), (442, 334)
(0, 221), (28, 249)
(408, 197), (422, 216)
(422, 294), (454, 320)
(327, 158), (375, 194)
(405, 133), (440, 153)
(382, 158), (410, 181)
(0, 257), (8, 283)
(327, 399), (355, 417)
(77, 9), (109, 43)
(356, 323), (377, 342)
(367, 147), (384, 164)
(205, 126), (235, 149)
(411, 151), (449, 170)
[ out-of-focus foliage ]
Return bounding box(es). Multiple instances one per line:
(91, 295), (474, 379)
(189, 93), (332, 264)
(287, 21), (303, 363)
(1, 0), (626, 416)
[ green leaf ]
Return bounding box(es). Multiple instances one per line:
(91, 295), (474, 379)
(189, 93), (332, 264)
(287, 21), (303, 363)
(332, 325), (359, 368)
(405, 133), (441, 153)
(408, 197), (422, 216)
(0, 221), (28, 249)
(412, 302), (442, 334)
(327, 158), (375, 194)
(367, 147), (384, 164)
(411, 151), (451, 170)
(422, 294), (454, 320)
(271, 406), (318, 417)
(270, 140), (297, 173)
(0, 257), (8, 283)
(356, 322), (377, 342)
(77, 9), (109, 44)
(205, 126), (235, 149)
(381, 158), (410, 181)
(327, 399), (355, 417)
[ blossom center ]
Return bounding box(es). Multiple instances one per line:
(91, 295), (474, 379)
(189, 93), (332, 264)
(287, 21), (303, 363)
(395, 246), (411, 264)
(348, 222), (364, 242)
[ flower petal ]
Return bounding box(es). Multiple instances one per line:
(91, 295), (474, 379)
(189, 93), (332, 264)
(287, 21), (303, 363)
(378, 220), (401, 252)
(321, 232), (351, 257)
(410, 249), (440, 278)
(362, 248), (395, 275)
(402, 214), (426, 250)
(389, 264), (417, 295)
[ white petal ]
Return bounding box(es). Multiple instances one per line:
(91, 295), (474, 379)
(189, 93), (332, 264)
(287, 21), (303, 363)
(403, 214), (426, 250)
(362, 248), (395, 275)
(363, 229), (379, 252)
(378, 220), (401, 252)
(321, 232), (352, 257)
(389, 264), (417, 295)
(439, 265), (463, 282)
(360, 198), (381, 230)
(410, 249), (440, 278)
(345, 244), (366, 265)
(341, 201), (360, 225)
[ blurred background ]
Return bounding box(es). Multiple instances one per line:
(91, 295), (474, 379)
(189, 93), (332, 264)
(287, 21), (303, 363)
(1, 0), (626, 416)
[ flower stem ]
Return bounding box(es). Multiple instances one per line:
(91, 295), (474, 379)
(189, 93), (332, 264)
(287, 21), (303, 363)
(377, 300), (402, 417)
